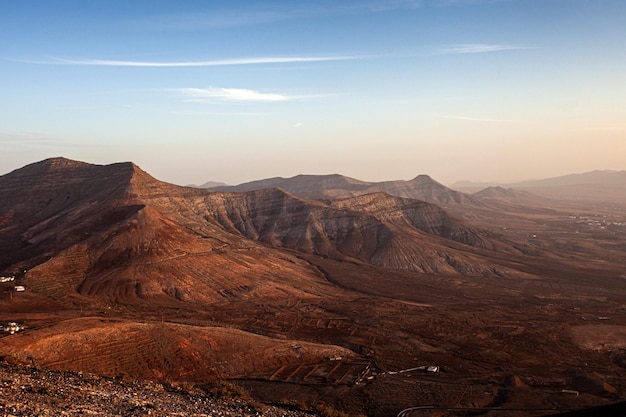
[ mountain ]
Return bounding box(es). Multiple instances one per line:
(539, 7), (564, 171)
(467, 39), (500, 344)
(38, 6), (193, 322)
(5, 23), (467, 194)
(450, 180), (499, 190)
(0, 158), (324, 305)
(4, 158), (621, 305)
(0, 158), (366, 391)
(209, 173), (481, 208)
(511, 170), (626, 206)
(512, 170), (626, 188)
(0, 157), (532, 390)
(2, 158), (625, 416)
(209, 173), (371, 199)
(199, 188), (510, 274)
(0, 158), (526, 307)
(453, 170), (626, 206)
(194, 180), (228, 188)
(362, 175), (478, 208)
(208, 172), (564, 230)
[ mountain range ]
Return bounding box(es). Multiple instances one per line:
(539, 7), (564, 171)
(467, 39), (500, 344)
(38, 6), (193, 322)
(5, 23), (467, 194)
(2, 157), (623, 307)
(205, 169), (626, 207)
(206, 173), (477, 208)
(1, 157), (625, 416)
(452, 170), (626, 205)
(0, 158), (536, 289)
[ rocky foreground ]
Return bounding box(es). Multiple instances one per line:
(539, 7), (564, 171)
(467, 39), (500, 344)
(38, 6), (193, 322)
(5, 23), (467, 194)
(0, 361), (317, 417)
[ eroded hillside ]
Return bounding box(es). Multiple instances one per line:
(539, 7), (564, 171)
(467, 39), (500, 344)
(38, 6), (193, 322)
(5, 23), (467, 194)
(1, 158), (625, 416)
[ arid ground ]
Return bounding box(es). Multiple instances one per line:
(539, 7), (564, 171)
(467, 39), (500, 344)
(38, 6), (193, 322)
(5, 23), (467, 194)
(1, 159), (625, 416)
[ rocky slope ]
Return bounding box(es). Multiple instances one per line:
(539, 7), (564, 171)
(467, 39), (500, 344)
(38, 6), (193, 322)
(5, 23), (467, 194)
(0, 159), (337, 305)
(0, 361), (316, 416)
(189, 188), (505, 274)
(0, 158), (527, 296)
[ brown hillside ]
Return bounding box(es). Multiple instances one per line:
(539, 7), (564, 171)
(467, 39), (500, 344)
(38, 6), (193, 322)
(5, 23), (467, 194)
(2, 158), (625, 416)
(0, 158), (589, 295)
(149, 187), (521, 275)
(363, 174), (479, 207)
(0, 318), (353, 383)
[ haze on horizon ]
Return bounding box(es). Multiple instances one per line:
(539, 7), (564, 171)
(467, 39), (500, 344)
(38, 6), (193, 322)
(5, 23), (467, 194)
(1, 0), (625, 187)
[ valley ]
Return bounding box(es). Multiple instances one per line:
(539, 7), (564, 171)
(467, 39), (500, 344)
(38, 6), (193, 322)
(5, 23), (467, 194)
(1, 158), (626, 416)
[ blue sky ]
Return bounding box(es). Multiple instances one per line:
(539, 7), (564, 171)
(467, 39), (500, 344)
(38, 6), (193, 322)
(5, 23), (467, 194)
(1, 0), (625, 185)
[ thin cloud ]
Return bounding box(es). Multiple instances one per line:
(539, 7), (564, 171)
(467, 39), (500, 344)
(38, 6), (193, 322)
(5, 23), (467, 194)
(173, 87), (290, 103)
(128, 2), (425, 31)
(124, 1), (506, 32)
(439, 44), (532, 54)
(27, 55), (357, 68)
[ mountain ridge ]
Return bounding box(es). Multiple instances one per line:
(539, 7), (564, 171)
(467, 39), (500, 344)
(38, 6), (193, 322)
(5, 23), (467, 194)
(451, 169), (625, 189)
(6, 157), (620, 304)
(0, 157), (535, 302)
(2, 158), (625, 415)
(206, 172), (481, 209)
(451, 170), (626, 206)
(204, 168), (626, 207)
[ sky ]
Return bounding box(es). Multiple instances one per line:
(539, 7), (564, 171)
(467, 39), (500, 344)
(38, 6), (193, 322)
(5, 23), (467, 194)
(1, 0), (625, 186)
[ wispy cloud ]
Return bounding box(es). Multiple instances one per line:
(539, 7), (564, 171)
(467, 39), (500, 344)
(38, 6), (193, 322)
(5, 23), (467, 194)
(173, 87), (290, 103)
(438, 43), (532, 54)
(124, 1), (505, 32)
(20, 55), (357, 68)
(129, 2), (423, 31)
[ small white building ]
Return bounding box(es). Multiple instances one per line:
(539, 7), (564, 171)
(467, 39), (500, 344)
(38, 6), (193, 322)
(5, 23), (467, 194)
(0, 276), (15, 283)
(14, 286), (25, 292)
(1, 322), (21, 334)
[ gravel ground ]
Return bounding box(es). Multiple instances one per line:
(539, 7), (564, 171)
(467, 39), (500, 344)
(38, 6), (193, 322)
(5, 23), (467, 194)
(0, 363), (316, 417)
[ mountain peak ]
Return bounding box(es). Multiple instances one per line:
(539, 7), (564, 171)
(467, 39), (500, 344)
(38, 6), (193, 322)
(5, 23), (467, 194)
(14, 158), (144, 178)
(41, 156), (88, 166)
(410, 174), (434, 181)
(0, 158), (169, 213)
(17, 157), (94, 174)
(409, 174), (444, 186)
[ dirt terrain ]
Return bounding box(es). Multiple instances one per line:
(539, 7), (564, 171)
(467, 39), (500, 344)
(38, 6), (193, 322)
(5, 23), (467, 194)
(0, 361), (316, 416)
(1, 158), (626, 416)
